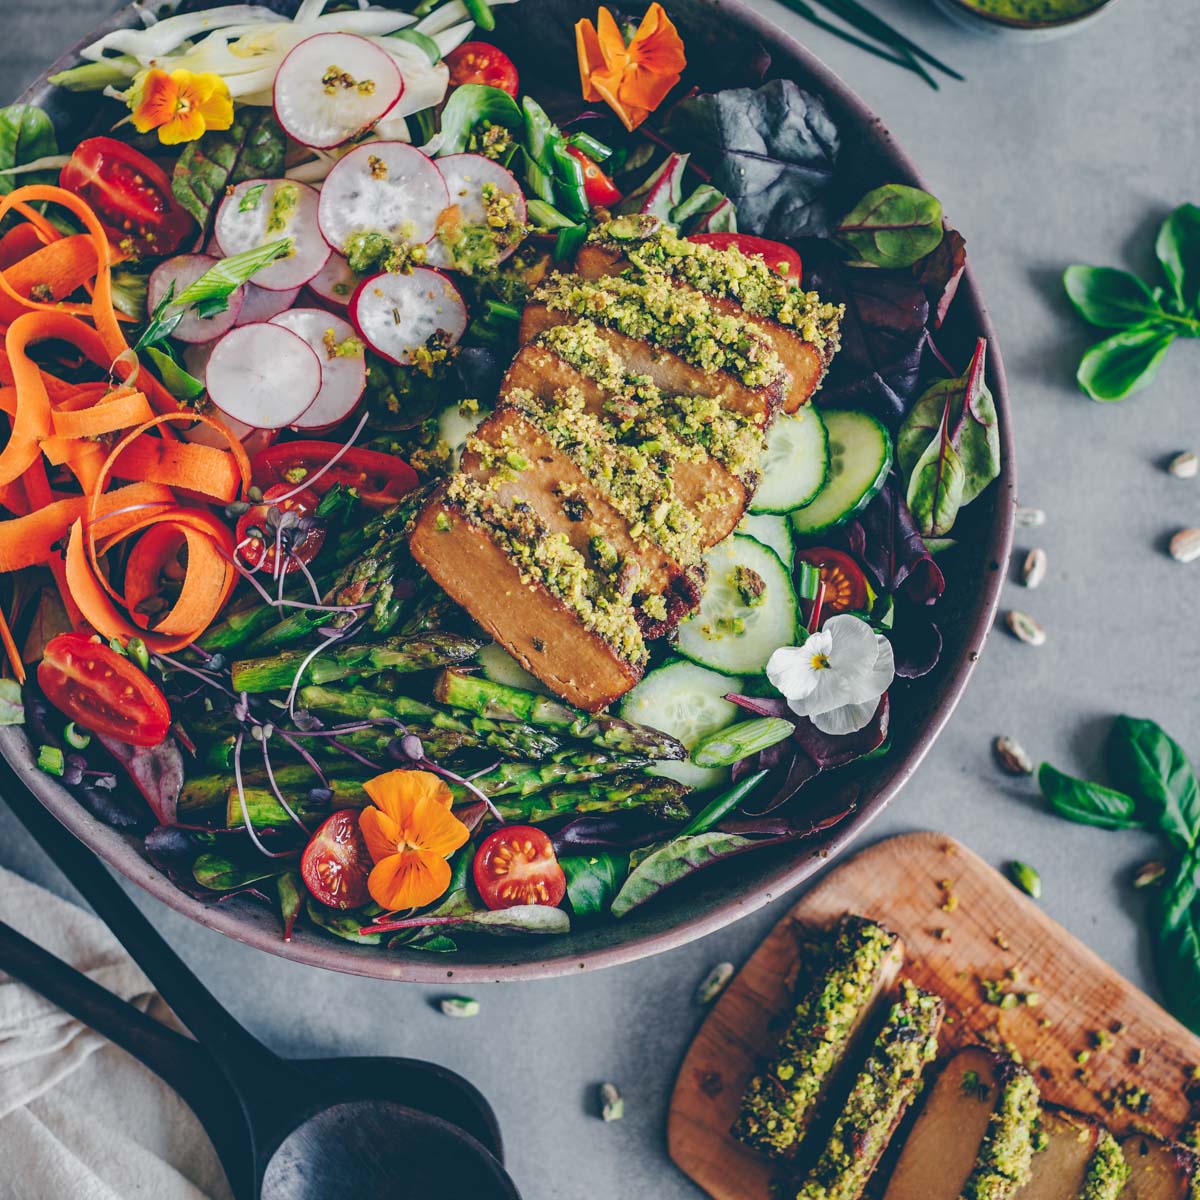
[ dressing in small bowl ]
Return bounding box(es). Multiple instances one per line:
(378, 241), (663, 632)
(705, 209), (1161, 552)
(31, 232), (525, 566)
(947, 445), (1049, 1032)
(931, 0), (1120, 39)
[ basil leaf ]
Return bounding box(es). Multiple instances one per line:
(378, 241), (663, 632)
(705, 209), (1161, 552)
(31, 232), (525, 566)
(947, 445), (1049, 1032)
(1155, 203), (1200, 313)
(145, 346), (205, 402)
(1063, 265), (1164, 329)
(561, 852), (629, 915)
(1037, 763), (1142, 830)
(437, 84), (521, 157)
(1154, 855), (1200, 1035)
(836, 184), (943, 270)
(171, 109), (286, 228)
(1107, 715), (1200, 850)
(0, 103), (57, 197)
(1076, 324), (1175, 402)
(611, 831), (761, 918)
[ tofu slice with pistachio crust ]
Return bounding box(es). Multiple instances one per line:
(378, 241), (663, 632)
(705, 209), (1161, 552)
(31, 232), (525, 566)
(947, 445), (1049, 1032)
(883, 1047), (1040, 1200)
(1015, 1107), (1128, 1200)
(1119, 1135), (1200, 1200)
(734, 915), (904, 1160)
(793, 979), (944, 1200)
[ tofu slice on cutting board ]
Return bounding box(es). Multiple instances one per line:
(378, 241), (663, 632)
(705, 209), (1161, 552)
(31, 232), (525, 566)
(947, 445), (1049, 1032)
(1015, 1107), (1127, 1200)
(882, 1047), (1040, 1200)
(1119, 1134), (1199, 1199)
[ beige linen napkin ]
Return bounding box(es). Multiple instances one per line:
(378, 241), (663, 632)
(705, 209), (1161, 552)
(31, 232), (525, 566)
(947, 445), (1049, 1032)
(0, 866), (232, 1200)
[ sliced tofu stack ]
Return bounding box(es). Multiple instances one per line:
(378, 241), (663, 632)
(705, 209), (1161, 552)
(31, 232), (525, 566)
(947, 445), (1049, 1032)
(734, 916), (905, 1161)
(882, 1047), (1040, 1200)
(1119, 1135), (1200, 1199)
(574, 215), (843, 412)
(1015, 1108), (1128, 1200)
(457, 398), (703, 634)
(520, 270), (788, 426)
(793, 979), (944, 1200)
(410, 484), (647, 711)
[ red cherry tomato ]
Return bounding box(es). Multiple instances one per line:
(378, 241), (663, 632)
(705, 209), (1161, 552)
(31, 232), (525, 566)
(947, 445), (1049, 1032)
(37, 633), (170, 748)
(688, 232), (803, 281)
(445, 41), (519, 96)
(473, 825), (567, 911)
(59, 137), (193, 257)
(251, 442), (419, 510)
(563, 145), (622, 208)
(301, 810), (373, 909)
(235, 484), (325, 575)
(794, 547), (871, 616)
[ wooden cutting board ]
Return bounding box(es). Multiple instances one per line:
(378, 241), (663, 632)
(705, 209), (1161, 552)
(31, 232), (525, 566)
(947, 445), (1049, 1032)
(669, 831), (1200, 1200)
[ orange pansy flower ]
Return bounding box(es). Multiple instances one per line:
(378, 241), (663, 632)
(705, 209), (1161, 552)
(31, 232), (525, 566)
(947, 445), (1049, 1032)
(130, 68), (234, 146)
(357, 770), (470, 912)
(576, 3), (686, 132)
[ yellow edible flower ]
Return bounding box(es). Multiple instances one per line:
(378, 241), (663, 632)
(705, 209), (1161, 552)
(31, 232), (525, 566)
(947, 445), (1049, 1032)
(130, 68), (233, 145)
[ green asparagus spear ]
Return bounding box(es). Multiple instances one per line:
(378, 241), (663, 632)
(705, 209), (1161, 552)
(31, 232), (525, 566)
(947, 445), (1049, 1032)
(180, 763), (368, 815)
(434, 669), (687, 761)
(446, 750), (656, 800)
(231, 632), (483, 693)
(298, 685), (562, 759)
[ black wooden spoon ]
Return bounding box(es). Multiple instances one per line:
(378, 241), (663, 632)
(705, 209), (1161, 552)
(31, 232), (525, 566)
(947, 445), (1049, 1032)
(2, 775), (520, 1200)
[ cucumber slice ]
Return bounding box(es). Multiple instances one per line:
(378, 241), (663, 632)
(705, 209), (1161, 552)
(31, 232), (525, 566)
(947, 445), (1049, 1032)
(437, 400), (488, 470)
(737, 513), (794, 567)
(618, 659), (744, 791)
(790, 410), (892, 535)
(750, 406), (829, 514)
(677, 534), (800, 677)
(476, 642), (547, 694)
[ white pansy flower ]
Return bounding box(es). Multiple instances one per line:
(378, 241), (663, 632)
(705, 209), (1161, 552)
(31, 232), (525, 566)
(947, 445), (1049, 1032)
(766, 614), (895, 736)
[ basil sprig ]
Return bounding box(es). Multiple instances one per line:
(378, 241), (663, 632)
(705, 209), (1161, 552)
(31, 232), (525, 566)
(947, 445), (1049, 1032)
(1039, 715), (1200, 1031)
(1064, 203), (1200, 401)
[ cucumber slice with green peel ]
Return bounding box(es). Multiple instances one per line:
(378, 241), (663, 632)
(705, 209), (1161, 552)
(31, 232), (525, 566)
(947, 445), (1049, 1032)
(737, 513), (794, 567)
(749, 406), (829, 514)
(619, 659), (745, 792)
(789, 410), (892, 536)
(476, 642), (547, 694)
(676, 534), (800, 677)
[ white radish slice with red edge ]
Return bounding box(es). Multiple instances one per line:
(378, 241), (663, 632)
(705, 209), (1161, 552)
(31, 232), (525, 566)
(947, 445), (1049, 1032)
(205, 323), (322, 430)
(318, 142), (449, 253)
(273, 32), (403, 150)
(424, 154), (527, 270)
(306, 253), (360, 309)
(147, 254), (243, 344)
(268, 308), (366, 431)
(350, 268), (467, 366)
(177, 344), (277, 456)
(235, 283), (301, 326)
(215, 179), (331, 292)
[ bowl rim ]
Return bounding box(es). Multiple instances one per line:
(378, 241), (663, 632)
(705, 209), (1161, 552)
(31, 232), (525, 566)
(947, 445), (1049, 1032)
(936, 0), (1117, 30)
(5, 0), (1016, 983)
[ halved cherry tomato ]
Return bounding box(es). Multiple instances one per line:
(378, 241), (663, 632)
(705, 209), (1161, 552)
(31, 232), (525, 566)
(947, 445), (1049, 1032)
(251, 443), (419, 510)
(59, 137), (193, 257)
(563, 145), (622, 208)
(445, 41), (519, 96)
(301, 810), (373, 910)
(37, 633), (170, 748)
(235, 484), (325, 575)
(473, 825), (567, 911)
(794, 547), (871, 616)
(688, 232), (803, 281)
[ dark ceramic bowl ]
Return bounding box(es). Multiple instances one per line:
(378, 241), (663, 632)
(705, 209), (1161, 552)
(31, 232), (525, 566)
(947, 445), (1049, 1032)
(1, 0), (1015, 982)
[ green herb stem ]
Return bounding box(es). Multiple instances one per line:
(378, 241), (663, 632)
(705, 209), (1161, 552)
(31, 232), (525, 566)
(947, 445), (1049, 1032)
(772, 0), (933, 82)
(809, 0), (964, 80)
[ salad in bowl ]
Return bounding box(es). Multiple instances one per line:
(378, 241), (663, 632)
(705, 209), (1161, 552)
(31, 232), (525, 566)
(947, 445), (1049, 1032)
(0, 0), (1010, 973)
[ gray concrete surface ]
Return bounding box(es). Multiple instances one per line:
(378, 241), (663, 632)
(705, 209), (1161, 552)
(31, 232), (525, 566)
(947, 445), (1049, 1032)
(3, 0), (1199, 1196)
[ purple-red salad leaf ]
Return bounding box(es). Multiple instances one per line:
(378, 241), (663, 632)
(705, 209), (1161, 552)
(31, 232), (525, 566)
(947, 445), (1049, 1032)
(552, 811), (687, 855)
(97, 733), (185, 826)
(664, 80), (840, 240)
(792, 694), (890, 769)
(915, 225), (967, 329)
(890, 605), (943, 679)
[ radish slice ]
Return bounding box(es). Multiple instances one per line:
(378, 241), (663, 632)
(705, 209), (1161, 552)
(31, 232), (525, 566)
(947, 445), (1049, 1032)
(269, 308), (367, 431)
(147, 254), (243, 344)
(205, 324), (322, 429)
(273, 32), (403, 150)
(350, 268), (467, 366)
(424, 154), (527, 271)
(318, 143), (449, 253)
(215, 179), (331, 292)
(306, 253), (360, 309)
(236, 283), (301, 325)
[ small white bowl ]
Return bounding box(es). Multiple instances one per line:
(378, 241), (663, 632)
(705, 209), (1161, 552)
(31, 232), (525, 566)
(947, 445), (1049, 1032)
(929, 0), (1120, 40)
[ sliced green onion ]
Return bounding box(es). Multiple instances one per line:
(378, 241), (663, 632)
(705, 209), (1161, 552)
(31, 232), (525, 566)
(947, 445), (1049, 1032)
(526, 198), (575, 230)
(63, 722), (92, 751)
(126, 637), (151, 672)
(484, 299), (522, 323)
(389, 27), (442, 64)
(463, 0), (496, 32)
(37, 745), (65, 777)
(795, 561), (822, 602)
(691, 718), (795, 768)
(681, 770), (769, 836)
(174, 238), (292, 308)
(567, 131), (613, 163)
(146, 346), (205, 402)
(554, 223), (589, 262)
